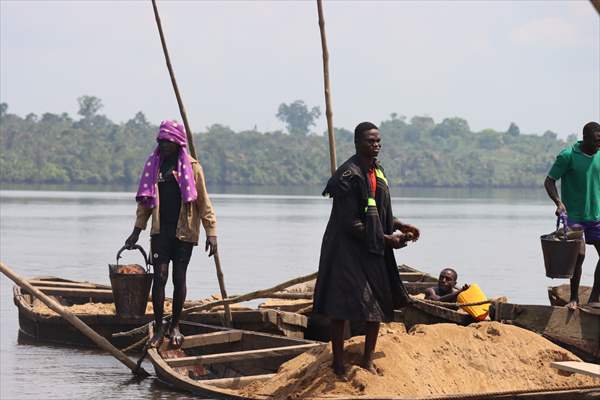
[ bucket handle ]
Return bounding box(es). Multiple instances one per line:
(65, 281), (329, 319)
(556, 213), (568, 242)
(116, 245), (151, 273)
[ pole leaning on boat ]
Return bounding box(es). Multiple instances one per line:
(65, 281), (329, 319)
(150, 0), (232, 328)
(317, 0), (337, 176)
(0, 261), (150, 378)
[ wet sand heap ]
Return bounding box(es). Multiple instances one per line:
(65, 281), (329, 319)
(239, 322), (598, 399)
(32, 293), (248, 316)
(33, 299), (174, 315)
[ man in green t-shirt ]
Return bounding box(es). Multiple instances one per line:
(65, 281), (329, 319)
(544, 121), (600, 310)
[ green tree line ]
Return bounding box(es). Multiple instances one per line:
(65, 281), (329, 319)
(0, 97), (576, 188)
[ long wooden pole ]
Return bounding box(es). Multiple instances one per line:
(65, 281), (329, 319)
(211, 252), (232, 327)
(181, 271), (317, 317)
(151, 0), (232, 327)
(151, 0), (197, 159)
(317, 0), (337, 176)
(0, 262), (150, 378)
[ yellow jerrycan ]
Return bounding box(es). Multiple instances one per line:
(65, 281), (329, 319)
(457, 283), (489, 321)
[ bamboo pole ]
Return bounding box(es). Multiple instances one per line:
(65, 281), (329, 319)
(0, 262), (150, 378)
(151, 0), (232, 327)
(212, 252), (232, 327)
(151, 0), (196, 158)
(181, 272), (317, 317)
(591, 0), (600, 16)
(317, 0), (337, 176)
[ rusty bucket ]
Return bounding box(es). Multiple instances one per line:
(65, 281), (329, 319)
(108, 245), (153, 318)
(541, 215), (583, 279)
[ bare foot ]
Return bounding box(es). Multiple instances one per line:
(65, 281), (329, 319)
(566, 300), (578, 311)
(149, 323), (165, 348)
(332, 363), (347, 380)
(361, 360), (378, 375)
(169, 325), (184, 348)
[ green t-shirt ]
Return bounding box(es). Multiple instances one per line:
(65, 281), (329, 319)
(548, 141), (600, 223)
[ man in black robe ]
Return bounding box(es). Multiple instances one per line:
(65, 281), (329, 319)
(313, 121), (420, 377)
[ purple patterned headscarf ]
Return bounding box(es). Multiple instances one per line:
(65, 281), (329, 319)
(135, 120), (198, 209)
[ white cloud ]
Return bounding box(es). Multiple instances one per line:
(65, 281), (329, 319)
(510, 17), (581, 47)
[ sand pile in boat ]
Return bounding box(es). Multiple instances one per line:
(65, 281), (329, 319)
(32, 293), (249, 316)
(239, 322), (598, 399)
(33, 299), (174, 315)
(259, 298), (312, 313)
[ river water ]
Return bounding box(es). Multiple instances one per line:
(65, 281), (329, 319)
(0, 187), (596, 399)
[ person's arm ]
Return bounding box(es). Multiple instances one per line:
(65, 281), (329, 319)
(338, 192), (407, 248)
(125, 203), (152, 248)
(435, 289), (462, 303)
(193, 164), (217, 257)
(393, 218), (420, 241)
(545, 149), (570, 217)
(426, 285), (469, 302)
(544, 177), (566, 216)
(424, 287), (436, 300)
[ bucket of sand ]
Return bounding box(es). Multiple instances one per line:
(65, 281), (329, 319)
(108, 245), (153, 318)
(540, 215), (583, 279)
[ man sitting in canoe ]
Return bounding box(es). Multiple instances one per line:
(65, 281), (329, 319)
(544, 121), (600, 310)
(124, 120), (218, 347)
(424, 268), (468, 302)
(313, 121), (419, 378)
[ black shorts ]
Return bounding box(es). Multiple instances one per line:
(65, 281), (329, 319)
(150, 225), (194, 266)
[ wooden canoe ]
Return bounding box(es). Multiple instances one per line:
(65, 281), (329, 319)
(13, 276), (308, 350)
(260, 264), (441, 340)
(268, 264), (438, 304)
(548, 284), (593, 307)
(146, 321), (600, 400)
(491, 301), (600, 362)
(147, 320), (325, 399)
(395, 298), (473, 330)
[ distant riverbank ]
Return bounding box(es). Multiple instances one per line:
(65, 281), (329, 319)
(0, 183), (549, 203)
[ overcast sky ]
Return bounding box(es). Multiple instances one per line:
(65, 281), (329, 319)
(1, 1), (598, 138)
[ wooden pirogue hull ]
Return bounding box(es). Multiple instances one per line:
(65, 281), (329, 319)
(147, 320), (324, 400)
(548, 284), (592, 306)
(392, 265), (474, 329)
(269, 264), (443, 340)
(147, 323), (600, 400)
(492, 302), (600, 363)
(395, 298), (473, 330)
(14, 277), (307, 349)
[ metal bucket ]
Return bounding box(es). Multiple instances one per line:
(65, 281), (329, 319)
(108, 245), (153, 318)
(541, 216), (582, 279)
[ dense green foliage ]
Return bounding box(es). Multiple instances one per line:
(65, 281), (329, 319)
(276, 100), (321, 137)
(0, 99), (577, 188)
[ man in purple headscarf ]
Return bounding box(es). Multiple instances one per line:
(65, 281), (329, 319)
(124, 120), (217, 347)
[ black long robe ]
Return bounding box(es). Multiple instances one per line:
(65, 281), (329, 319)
(312, 155), (410, 322)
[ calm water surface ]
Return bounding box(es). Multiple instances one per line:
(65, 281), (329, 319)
(1, 187), (596, 399)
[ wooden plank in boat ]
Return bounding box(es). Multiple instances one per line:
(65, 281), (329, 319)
(22, 286), (114, 301)
(403, 281), (437, 295)
(202, 373), (275, 389)
(551, 361), (600, 378)
(28, 280), (110, 290)
(398, 272), (430, 282)
(548, 285), (591, 306)
(165, 343), (323, 367)
(181, 331), (242, 349)
(579, 305), (600, 316)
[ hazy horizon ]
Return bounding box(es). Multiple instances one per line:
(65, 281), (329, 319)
(1, 1), (599, 138)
